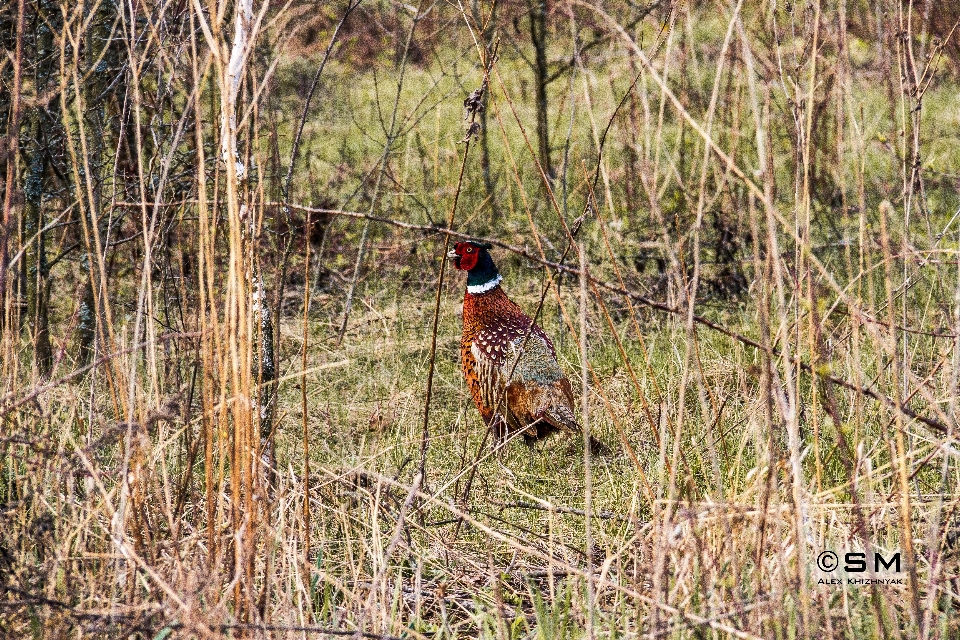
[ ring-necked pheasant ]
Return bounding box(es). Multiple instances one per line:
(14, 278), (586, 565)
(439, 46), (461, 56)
(448, 241), (603, 451)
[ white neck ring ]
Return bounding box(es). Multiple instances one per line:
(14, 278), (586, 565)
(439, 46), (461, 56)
(467, 274), (502, 295)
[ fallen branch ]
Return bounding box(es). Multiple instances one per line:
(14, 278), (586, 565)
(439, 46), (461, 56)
(272, 202), (951, 435)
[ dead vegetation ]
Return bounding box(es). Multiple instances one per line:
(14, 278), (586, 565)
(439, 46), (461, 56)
(1, 0), (960, 638)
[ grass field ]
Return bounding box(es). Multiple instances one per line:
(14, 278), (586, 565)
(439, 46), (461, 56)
(2, 1), (960, 638)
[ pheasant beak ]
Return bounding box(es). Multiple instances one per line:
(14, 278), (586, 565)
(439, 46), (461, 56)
(446, 249), (458, 260)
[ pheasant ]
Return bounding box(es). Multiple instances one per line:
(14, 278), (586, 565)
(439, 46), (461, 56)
(448, 241), (602, 451)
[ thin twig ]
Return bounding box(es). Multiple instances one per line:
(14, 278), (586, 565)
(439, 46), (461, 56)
(337, 3), (423, 345)
(274, 0), (362, 318)
(425, 36), (497, 536)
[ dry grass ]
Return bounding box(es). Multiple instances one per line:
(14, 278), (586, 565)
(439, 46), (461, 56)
(2, 0), (960, 638)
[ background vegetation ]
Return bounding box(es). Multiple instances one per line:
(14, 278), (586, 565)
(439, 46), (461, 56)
(1, 0), (959, 637)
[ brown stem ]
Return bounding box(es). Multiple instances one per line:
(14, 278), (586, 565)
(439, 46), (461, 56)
(0, 0), (26, 313)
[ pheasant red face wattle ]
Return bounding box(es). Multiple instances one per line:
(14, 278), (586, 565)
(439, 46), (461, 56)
(450, 242), (479, 271)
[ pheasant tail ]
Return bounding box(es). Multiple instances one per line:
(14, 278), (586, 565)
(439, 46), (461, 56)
(541, 397), (607, 454)
(541, 394), (580, 433)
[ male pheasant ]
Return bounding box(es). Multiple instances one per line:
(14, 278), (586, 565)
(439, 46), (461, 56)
(449, 241), (601, 451)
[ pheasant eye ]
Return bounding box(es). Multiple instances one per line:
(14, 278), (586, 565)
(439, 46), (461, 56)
(466, 247), (474, 253)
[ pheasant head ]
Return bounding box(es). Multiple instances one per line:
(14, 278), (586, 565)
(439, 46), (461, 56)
(448, 241), (502, 294)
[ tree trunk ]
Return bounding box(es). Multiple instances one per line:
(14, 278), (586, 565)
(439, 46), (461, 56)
(474, 0), (499, 218)
(0, 0), (26, 319)
(74, 0), (110, 366)
(527, 0), (552, 180)
(23, 113), (51, 376)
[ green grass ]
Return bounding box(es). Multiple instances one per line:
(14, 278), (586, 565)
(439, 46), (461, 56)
(4, 2), (960, 637)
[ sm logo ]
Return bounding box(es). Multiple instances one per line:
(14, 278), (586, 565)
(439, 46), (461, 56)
(817, 550), (901, 573)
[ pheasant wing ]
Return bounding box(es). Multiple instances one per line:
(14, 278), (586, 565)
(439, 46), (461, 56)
(469, 337), (506, 414)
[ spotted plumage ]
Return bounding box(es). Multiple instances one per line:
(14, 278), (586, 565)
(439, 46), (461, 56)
(449, 241), (599, 450)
